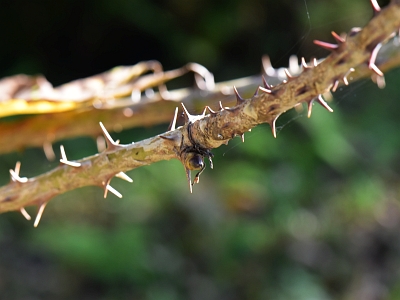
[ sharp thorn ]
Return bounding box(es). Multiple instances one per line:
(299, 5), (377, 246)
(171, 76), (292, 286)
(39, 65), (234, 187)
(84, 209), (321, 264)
(20, 207), (31, 221)
(233, 86), (245, 105)
(313, 58), (319, 67)
(206, 106), (216, 115)
(331, 31), (345, 43)
(343, 68), (355, 85)
(332, 80), (340, 92)
(185, 168), (193, 193)
(369, 43), (383, 76)
(313, 40), (339, 51)
(99, 122), (120, 149)
(34, 203), (47, 227)
(218, 101), (225, 111)
(106, 184), (123, 198)
(270, 118), (277, 138)
(284, 68), (293, 79)
(370, 0), (381, 14)
(307, 100), (314, 118)
(181, 103), (195, 123)
(301, 57), (307, 69)
(107, 185), (123, 198)
(59, 145), (81, 167)
(10, 162), (28, 183)
(258, 86), (272, 94)
(262, 75), (272, 89)
(168, 107), (179, 131)
(317, 95), (334, 113)
(115, 171), (133, 183)
(253, 87), (259, 97)
(241, 134), (245, 143)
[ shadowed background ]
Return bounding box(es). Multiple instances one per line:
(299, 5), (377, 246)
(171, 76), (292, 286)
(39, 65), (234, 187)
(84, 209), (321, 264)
(1, 0), (400, 299)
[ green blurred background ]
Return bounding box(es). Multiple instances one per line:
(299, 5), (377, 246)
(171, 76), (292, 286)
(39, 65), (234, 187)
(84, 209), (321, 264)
(1, 0), (400, 299)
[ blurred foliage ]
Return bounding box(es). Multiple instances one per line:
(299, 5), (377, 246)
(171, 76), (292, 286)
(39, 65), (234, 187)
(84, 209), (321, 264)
(1, 0), (400, 299)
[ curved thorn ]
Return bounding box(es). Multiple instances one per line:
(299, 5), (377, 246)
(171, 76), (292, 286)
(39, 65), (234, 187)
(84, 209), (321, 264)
(370, 0), (381, 14)
(115, 171), (133, 183)
(34, 203), (47, 227)
(331, 31), (345, 43)
(233, 86), (245, 105)
(313, 58), (319, 67)
(369, 43), (383, 76)
(60, 145), (81, 167)
(205, 106), (216, 115)
(168, 107), (179, 131)
(313, 40), (339, 51)
(316, 95), (334, 113)
(218, 101), (225, 111)
(20, 207), (31, 221)
(301, 57), (309, 69)
(270, 118), (277, 138)
(284, 68), (293, 79)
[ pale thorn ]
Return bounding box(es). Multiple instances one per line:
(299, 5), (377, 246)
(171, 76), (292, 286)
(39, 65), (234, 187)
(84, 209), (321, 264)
(10, 162), (28, 183)
(185, 169), (193, 194)
(317, 95), (334, 113)
(34, 203), (47, 227)
(332, 80), (340, 92)
(307, 100), (314, 118)
(168, 107), (179, 131)
(99, 122), (119, 147)
(59, 145), (81, 167)
(370, 0), (381, 13)
(313, 58), (319, 67)
(343, 68), (355, 85)
(115, 171), (133, 183)
(271, 118), (277, 138)
(43, 141), (56, 161)
(106, 185), (123, 198)
(20, 207), (31, 221)
(218, 101), (225, 110)
(369, 43), (383, 76)
(284, 68), (293, 79)
(301, 57), (309, 69)
(241, 134), (245, 143)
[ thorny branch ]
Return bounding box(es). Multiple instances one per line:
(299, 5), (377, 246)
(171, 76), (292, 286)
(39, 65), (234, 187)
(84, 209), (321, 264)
(0, 0), (400, 226)
(1, 38), (400, 155)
